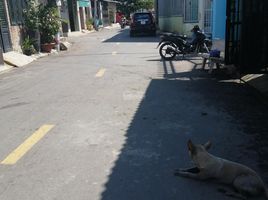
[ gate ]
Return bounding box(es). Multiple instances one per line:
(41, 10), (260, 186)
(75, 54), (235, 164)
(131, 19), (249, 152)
(225, 0), (268, 73)
(225, 0), (241, 67)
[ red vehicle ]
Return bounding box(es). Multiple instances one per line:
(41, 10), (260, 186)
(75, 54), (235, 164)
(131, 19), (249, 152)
(130, 12), (156, 37)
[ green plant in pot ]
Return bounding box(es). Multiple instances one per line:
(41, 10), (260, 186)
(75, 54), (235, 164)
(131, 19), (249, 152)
(23, 0), (41, 52)
(86, 18), (94, 31)
(22, 37), (36, 56)
(39, 3), (60, 53)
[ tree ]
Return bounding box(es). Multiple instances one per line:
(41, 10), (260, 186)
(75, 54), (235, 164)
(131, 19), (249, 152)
(137, 0), (154, 11)
(118, 0), (154, 17)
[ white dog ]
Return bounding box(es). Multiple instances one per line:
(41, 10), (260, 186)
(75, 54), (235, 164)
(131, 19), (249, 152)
(175, 140), (268, 199)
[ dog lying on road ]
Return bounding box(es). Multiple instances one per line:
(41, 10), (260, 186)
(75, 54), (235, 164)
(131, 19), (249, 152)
(174, 140), (268, 199)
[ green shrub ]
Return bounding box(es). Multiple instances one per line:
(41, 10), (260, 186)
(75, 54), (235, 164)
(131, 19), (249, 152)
(39, 4), (60, 44)
(23, 0), (40, 31)
(86, 18), (94, 26)
(86, 18), (94, 30)
(22, 37), (36, 55)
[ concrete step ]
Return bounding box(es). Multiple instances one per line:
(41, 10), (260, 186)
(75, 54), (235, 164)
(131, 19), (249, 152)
(60, 41), (72, 51)
(3, 51), (35, 67)
(241, 74), (268, 97)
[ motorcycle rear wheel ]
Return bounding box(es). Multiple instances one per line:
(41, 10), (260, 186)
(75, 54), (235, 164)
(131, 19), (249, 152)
(159, 42), (177, 60)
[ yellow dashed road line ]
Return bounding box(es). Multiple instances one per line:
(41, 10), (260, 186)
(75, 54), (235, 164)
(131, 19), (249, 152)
(95, 68), (106, 77)
(1, 124), (55, 165)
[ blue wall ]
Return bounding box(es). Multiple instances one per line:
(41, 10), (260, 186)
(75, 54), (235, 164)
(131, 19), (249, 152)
(212, 0), (226, 39)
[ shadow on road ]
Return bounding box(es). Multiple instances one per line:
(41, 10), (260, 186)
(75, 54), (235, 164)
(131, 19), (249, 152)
(103, 28), (159, 43)
(100, 59), (268, 199)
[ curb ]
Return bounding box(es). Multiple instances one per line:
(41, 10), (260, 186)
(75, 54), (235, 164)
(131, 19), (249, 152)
(0, 64), (14, 74)
(0, 43), (72, 75)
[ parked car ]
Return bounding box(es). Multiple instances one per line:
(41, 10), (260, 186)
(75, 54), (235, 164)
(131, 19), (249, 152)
(130, 12), (156, 37)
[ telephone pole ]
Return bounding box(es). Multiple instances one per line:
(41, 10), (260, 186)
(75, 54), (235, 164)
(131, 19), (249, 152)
(55, 0), (62, 52)
(94, 0), (98, 30)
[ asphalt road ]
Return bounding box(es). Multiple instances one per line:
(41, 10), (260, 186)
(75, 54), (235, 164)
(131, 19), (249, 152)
(0, 27), (268, 200)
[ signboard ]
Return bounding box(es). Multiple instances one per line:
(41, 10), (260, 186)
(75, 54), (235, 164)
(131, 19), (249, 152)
(78, 0), (90, 7)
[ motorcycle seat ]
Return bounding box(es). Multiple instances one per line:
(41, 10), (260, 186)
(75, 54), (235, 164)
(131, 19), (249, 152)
(160, 32), (187, 40)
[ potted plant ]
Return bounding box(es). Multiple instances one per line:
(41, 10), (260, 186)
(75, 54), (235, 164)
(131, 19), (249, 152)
(23, 0), (40, 52)
(21, 37), (36, 56)
(86, 18), (94, 31)
(39, 3), (60, 53)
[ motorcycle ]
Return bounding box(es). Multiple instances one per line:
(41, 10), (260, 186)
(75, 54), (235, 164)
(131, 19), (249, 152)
(120, 18), (127, 29)
(157, 32), (212, 60)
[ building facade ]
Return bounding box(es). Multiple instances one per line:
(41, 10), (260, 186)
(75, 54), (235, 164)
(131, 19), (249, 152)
(0, 0), (50, 52)
(0, 0), (24, 52)
(156, 0), (226, 39)
(157, 0), (268, 72)
(102, 0), (117, 26)
(157, 0), (208, 35)
(212, 0), (226, 40)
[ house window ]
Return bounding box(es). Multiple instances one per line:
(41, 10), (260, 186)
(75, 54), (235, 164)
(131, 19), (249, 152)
(7, 0), (26, 25)
(184, 0), (198, 22)
(158, 0), (184, 17)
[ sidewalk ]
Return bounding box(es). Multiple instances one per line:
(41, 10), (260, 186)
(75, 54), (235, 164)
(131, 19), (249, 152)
(0, 51), (53, 74)
(0, 39), (73, 74)
(0, 24), (120, 74)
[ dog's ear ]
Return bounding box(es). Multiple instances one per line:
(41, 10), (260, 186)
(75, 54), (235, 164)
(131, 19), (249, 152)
(187, 140), (196, 153)
(203, 141), (212, 150)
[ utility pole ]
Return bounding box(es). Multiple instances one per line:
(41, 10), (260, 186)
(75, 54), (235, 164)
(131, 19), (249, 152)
(56, 0), (62, 52)
(94, 0), (98, 30)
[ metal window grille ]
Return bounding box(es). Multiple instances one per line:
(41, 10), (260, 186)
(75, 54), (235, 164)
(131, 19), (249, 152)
(158, 0), (184, 17)
(225, 0), (268, 73)
(225, 0), (242, 66)
(184, 0), (198, 22)
(203, 0), (212, 36)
